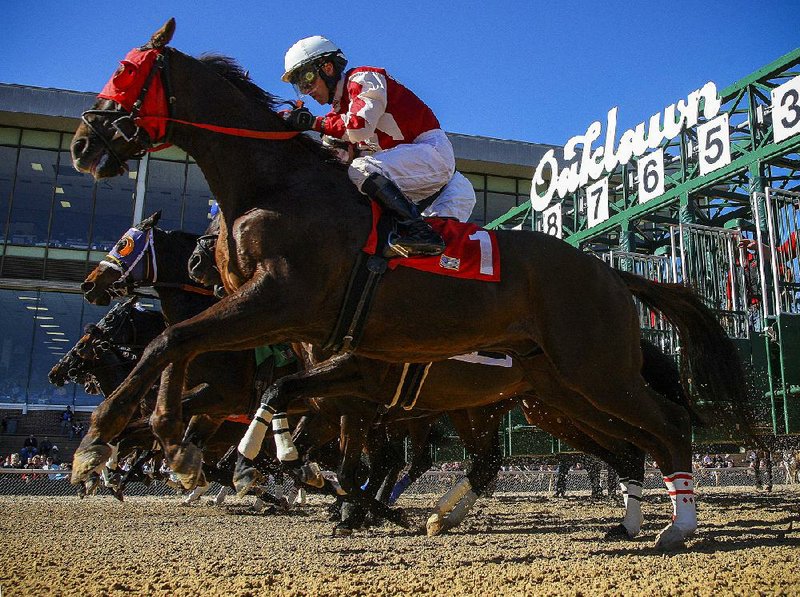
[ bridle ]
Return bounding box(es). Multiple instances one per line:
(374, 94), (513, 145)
(102, 226), (215, 299)
(81, 46), (302, 164)
(54, 297), (147, 385)
(81, 50), (172, 166)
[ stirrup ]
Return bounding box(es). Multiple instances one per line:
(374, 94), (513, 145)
(385, 232), (411, 258)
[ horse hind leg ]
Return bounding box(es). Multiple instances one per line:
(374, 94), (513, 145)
(520, 357), (695, 550)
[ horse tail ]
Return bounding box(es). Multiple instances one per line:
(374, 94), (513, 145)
(639, 339), (702, 427)
(616, 270), (764, 448)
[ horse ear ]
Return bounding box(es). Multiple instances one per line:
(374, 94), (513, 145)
(145, 18), (176, 49)
(139, 210), (162, 230)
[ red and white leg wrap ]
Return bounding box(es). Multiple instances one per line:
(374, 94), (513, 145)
(619, 477), (643, 536)
(663, 472), (697, 534)
(237, 406), (273, 460)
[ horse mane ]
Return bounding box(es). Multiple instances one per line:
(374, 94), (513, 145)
(198, 54), (283, 112)
(197, 54), (343, 167)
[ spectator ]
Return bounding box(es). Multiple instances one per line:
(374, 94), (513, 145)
(23, 434), (38, 449)
(39, 437), (52, 457)
(46, 457), (61, 480)
(60, 406), (73, 435)
(50, 444), (61, 465)
(19, 444), (37, 465)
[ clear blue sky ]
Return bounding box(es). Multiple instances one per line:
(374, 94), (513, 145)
(2, 1), (798, 146)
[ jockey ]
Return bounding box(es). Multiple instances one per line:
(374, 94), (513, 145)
(281, 35), (476, 258)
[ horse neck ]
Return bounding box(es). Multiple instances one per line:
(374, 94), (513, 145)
(94, 353), (134, 397)
(164, 52), (368, 244)
(154, 286), (214, 327)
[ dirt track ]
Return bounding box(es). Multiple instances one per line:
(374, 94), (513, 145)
(2, 487), (799, 596)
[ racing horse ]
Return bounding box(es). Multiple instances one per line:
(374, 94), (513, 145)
(85, 224), (710, 543)
(70, 19), (752, 549)
(82, 214), (689, 539)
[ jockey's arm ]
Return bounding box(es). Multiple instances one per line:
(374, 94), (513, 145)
(317, 71), (388, 143)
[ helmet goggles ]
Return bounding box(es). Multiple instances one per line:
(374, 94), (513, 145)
(290, 63), (320, 95)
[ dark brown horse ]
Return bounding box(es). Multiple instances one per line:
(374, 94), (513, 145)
(69, 19), (751, 549)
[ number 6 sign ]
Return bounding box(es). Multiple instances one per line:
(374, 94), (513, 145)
(637, 149), (665, 203)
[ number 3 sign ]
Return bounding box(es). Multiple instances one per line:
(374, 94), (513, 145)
(772, 76), (800, 143)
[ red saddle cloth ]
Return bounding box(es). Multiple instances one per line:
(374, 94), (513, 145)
(363, 202), (501, 282)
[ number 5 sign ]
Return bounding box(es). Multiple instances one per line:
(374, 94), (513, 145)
(697, 113), (731, 176)
(772, 76), (800, 143)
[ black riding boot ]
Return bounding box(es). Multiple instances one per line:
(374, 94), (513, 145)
(362, 173), (445, 258)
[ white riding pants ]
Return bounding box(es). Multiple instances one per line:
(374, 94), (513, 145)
(347, 129), (476, 223)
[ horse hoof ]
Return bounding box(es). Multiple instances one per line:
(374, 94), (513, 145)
(604, 523), (635, 541)
(233, 454), (263, 497)
(655, 524), (690, 551)
(426, 513), (445, 536)
(71, 444), (112, 485)
(171, 445), (204, 490)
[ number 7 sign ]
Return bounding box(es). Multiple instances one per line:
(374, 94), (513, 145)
(586, 178), (609, 228)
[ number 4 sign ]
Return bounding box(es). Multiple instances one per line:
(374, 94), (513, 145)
(772, 75), (800, 143)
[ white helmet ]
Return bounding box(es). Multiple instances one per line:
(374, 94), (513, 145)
(282, 36), (347, 82)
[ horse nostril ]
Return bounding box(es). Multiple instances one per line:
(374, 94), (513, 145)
(71, 137), (89, 159)
(80, 281), (95, 294)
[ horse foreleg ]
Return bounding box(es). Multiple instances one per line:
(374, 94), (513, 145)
(71, 393), (146, 484)
(150, 359), (204, 489)
(238, 353), (366, 464)
(333, 409), (378, 536)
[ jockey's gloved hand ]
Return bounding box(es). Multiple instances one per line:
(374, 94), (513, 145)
(282, 107), (317, 131)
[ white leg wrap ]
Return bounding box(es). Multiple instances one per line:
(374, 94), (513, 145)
(105, 443), (119, 470)
(619, 478), (643, 536)
(284, 484), (299, 509)
(214, 485), (232, 505)
(237, 406), (273, 460)
(435, 477), (473, 516)
(664, 472), (697, 534)
(295, 487), (307, 506)
(272, 414), (299, 462)
(183, 482), (211, 504)
(252, 497), (266, 510)
(445, 490), (478, 528)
